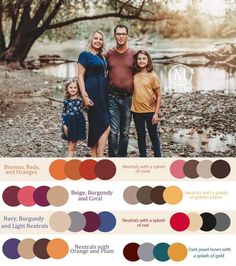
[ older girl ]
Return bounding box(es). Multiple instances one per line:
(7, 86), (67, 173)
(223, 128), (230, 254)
(131, 50), (161, 157)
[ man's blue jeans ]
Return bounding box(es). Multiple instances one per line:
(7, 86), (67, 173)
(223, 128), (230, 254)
(108, 94), (132, 157)
(133, 112), (161, 157)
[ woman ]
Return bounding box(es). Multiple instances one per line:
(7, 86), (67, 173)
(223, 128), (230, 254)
(77, 30), (110, 157)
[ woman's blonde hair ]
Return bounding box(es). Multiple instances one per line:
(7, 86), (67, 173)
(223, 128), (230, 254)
(85, 30), (106, 56)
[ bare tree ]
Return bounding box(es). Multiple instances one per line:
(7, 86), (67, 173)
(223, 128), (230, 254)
(0, 0), (164, 63)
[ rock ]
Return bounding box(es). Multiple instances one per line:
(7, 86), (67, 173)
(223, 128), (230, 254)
(8, 119), (13, 126)
(197, 128), (204, 134)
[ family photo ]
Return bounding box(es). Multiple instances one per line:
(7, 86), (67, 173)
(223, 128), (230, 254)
(0, 0), (235, 158)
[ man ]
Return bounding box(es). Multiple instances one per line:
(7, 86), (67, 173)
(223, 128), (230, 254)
(107, 25), (136, 157)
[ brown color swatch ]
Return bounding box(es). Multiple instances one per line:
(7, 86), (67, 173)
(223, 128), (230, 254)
(136, 186), (152, 205)
(64, 159), (82, 180)
(183, 160), (199, 179)
(33, 238), (50, 259)
(150, 186), (166, 205)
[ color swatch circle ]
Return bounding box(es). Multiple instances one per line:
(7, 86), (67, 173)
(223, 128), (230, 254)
(170, 159), (186, 179)
(46, 186), (69, 206)
(123, 242), (140, 262)
(170, 212), (190, 232)
(200, 212), (217, 231)
(123, 186), (139, 205)
(163, 186), (183, 204)
(188, 212), (203, 231)
(33, 238), (50, 259)
(47, 238), (69, 259)
(137, 242), (155, 262)
(2, 186), (20, 207)
(150, 186), (166, 205)
(153, 242), (170, 261)
(95, 159), (116, 180)
(79, 159), (97, 180)
(49, 212), (71, 232)
(83, 211), (100, 232)
(211, 160), (231, 179)
(68, 211), (86, 232)
(17, 238), (35, 259)
(196, 159), (213, 178)
(214, 212), (231, 232)
(17, 186), (35, 207)
(2, 238), (20, 259)
(136, 186), (152, 205)
(49, 159), (67, 180)
(183, 159), (199, 179)
(64, 159), (81, 180)
(98, 211), (116, 232)
(33, 186), (50, 207)
(168, 242), (188, 261)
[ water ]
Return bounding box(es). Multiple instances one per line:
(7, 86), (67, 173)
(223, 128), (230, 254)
(35, 38), (235, 94)
(42, 62), (236, 94)
(173, 128), (236, 153)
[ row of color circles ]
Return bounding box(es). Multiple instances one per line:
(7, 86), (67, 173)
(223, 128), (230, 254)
(2, 238), (68, 259)
(2, 186), (68, 207)
(170, 159), (230, 179)
(123, 242), (187, 262)
(50, 211), (116, 232)
(123, 186), (183, 205)
(49, 159), (116, 180)
(170, 212), (231, 232)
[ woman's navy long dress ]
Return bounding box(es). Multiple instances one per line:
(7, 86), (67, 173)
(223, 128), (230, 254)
(78, 51), (110, 147)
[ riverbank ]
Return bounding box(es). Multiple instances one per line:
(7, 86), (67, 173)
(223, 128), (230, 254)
(0, 63), (235, 157)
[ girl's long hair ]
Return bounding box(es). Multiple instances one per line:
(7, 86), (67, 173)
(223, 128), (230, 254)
(133, 50), (153, 73)
(85, 30), (106, 56)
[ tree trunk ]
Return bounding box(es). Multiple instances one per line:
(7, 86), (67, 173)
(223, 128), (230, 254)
(0, 29), (40, 62)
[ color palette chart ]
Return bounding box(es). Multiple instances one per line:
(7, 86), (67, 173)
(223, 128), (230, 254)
(0, 158), (235, 265)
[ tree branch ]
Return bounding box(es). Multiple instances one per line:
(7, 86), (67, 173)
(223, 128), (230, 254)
(47, 12), (163, 30)
(118, 0), (132, 14)
(116, 0), (156, 15)
(136, 0), (145, 16)
(9, 0), (24, 45)
(21, 0), (33, 21)
(31, 0), (51, 27)
(38, 0), (63, 31)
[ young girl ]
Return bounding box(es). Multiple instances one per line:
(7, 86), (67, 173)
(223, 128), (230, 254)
(61, 79), (86, 157)
(131, 50), (161, 157)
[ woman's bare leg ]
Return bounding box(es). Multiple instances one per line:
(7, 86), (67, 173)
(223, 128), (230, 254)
(97, 126), (110, 157)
